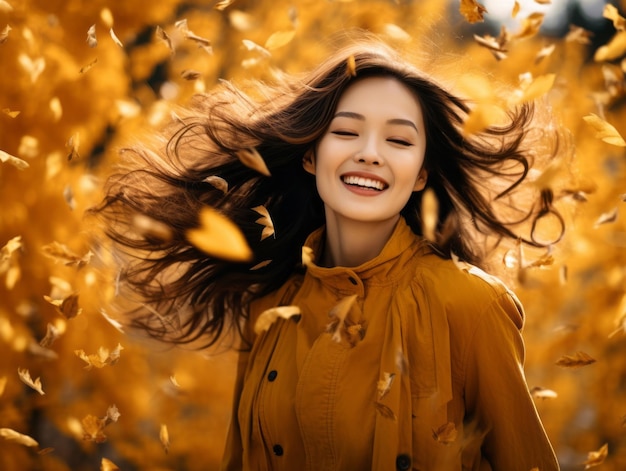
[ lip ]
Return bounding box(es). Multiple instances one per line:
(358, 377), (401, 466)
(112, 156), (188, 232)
(340, 171), (389, 195)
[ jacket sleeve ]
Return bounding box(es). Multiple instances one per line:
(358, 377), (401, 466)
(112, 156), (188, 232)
(463, 291), (560, 471)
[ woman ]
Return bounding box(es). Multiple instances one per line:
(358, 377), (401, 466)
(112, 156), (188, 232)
(94, 39), (561, 470)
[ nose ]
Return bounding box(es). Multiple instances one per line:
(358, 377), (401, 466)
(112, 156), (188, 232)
(354, 137), (383, 166)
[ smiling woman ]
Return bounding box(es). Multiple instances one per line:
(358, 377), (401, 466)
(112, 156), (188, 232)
(92, 36), (562, 470)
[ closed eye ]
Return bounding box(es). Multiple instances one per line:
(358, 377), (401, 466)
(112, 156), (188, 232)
(331, 130), (358, 136)
(387, 138), (413, 147)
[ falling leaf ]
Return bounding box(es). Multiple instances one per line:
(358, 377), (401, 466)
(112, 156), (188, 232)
(250, 260), (272, 270)
(181, 69), (202, 80)
(534, 0), (551, 4)
(18, 53), (45, 82)
(79, 57), (98, 74)
(254, 305), (301, 334)
(432, 422), (458, 445)
(603, 5), (625, 32)
(235, 147), (271, 176)
(229, 10), (256, 31)
(109, 28), (123, 48)
(160, 424), (170, 454)
(264, 30), (295, 50)
(594, 207), (618, 227)
(530, 386), (558, 399)
(583, 114), (626, 147)
(460, 0), (488, 24)
(66, 133), (80, 160)
(132, 214), (173, 242)
(377, 372), (395, 399)
(41, 241), (93, 267)
(0, 1), (12, 13)
(535, 43), (556, 64)
(74, 344), (124, 370)
(0, 24), (11, 43)
(242, 39), (271, 57)
(346, 54), (357, 77)
(252, 206), (275, 240)
(187, 206), (253, 262)
(584, 443), (608, 469)
(0, 149), (29, 170)
(382, 23), (411, 43)
(0, 428), (39, 448)
(512, 1), (520, 18)
(40, 322), (63, 348)
(82, 406), (119, 443)
(509, 73), (555, 105)
(215, 0), (235, 10)
(156, 26), (173, 53)
(175, 19), (212, 53)
(17, 368), (45, 395)
(87, 24), (97, 48)
(2, 108), (19, 117)
(594, 31), (626, 62)
(100, 7), (114, 28)
(44, 293), (82, 319)
(421, 188), (438, 242)
(204, 175), (228, 193)
(514, 12), (545, 39)
(566, 25), (593, 44)
(556, 351), (596, 368)
(101, 458), (120, 471)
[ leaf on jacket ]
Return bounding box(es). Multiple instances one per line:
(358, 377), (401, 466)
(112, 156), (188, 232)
(327, 295), (357, 343)
(377, 372), (395, 399)
(0, 428), (39, 448)
(17, 368), (45, 395)
(254, 305), (301, 334)
(252, 206), (275, 240)
(374, 401), (397, 421)
(584, 443), (608, 469)
(301, 246), (314, 267)
(555, 351), (596, 368)
(396, 348), (408, 375)
(187, 206), (253, 262)
(432, 422), (458, 445)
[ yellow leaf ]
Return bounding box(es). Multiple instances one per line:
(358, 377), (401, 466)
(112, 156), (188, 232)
(421, 188), (438, 242)
(0, 25), (11, 43)
(382, 24), (411, 43)
(40, 322), (64, 348)
(74, 344), (124, 370)
(460, 0), (488, 24)
(603, 4), (626, 32)
(242, 39), (271, 57)
(79, 57), (98, 74)
(254, 305), (301, 334)
(583, 113), (626, 146)
(17, 368), (45, 395)
(512, 1), (520, 18)
(0, 149), (29, 170)
(509, 73), (556, 105)
(214, 0), (235, 10)
(252, 205), (275, 240)
(236, 147), (271, 176)
(160, 424), (170, 454)
(463, 103), (507, 135)
(101, 458), (120, 471)
(514, 12), (545, 39)
(186, 207), (253, 262)
(0, 428), (39, 448)
(2, 107), (19, 117)
(432, 422), (458, 445)
(86, 24), (97, 48)
(555, 351), (596, 368)
(584, 443), (608, 469)
(594, 31), (626, 62)
(264, 30), (295, 51)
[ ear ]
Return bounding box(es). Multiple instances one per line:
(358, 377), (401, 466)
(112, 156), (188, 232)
(413, 168), (428, 191)
(302, 148), (316, 175)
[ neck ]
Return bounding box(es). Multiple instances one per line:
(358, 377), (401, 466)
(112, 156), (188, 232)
(320, 212), (400, 268)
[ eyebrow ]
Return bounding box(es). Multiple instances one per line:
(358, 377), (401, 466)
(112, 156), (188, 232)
(333, 111), (419, 133)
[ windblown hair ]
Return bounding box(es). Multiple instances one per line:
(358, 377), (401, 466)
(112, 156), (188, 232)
(91, 39), (562, 347)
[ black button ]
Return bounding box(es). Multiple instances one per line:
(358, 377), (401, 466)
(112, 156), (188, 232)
(267, 370), (278, 381)
(348, 276), (358, 285)
(273, 444), (284, 456)
(396, 454), (411, 470)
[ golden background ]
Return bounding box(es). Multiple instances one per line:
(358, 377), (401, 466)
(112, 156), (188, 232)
(1, 0), (625, 469)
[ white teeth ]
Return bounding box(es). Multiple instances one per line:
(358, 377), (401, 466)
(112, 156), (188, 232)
(342, 175), (385, 190)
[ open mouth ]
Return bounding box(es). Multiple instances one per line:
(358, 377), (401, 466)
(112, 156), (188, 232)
(341, 175), (388, 191)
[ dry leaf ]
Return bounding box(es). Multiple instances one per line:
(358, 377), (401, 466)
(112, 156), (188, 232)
(0, 149), (29, 170)
(584, 443), (608, 469)
(175, 19), (212, 53)
(160, 424), (170, 454)
(79, 57), (98, 74)
(421, 188), (438, 242)
(132, 214), (173, 242)
(377, 372), (395, 399)
(75, 344), (124, 370)
(594, 207), (618, 227)
(82, 406), (119, 443)
(509, 73), (555, 105)
(583, 114), (626, 147)
(264, 30), (295, 50)
(187, 206), (253, 262)
(181, 69), (202, 80)
(229, 10), (256, 31)
(242, 39), (271, 57)
(0, 428), (39, 448)
(66, 133), (80, 161)
(109, 28), (123, 48)
(556, 351), (596, 368)
(432, 422), (458, 445)
(535, 43), (556, 64)
(250, 259), (272, 270)
(215, 0), (235, 10)
(0, 24), (11, 43)
(2, 107), (19, 118)
(44, 293), (82, 319)
(252, 206), (275, 240)
(87, 24), (97, 48)
(566, 25), (593, 44)
(17, 368), (45, 395)
(254, 305), (301, 334)
(382, 23), (411, 43)
(156, 26), (173, 53)
(236, 147), (271, 176)
(374, 401), (396, 420)
(100, 7), (114, 28)
(530, 386), (558, 399)
(514, 12), (545, 39)
(460, 0), (488, 24)
(603, 5), (625, 32)
(534, 0), (551, 4)
(40, 322), (63, 348)
(204, 175), (228, 193)
(18, 53), (45, 82)
(101, 458), (120, 471)
(41, 241), (93, 267)
(327, 295), (358, 343)
(594, 31), (626, 62)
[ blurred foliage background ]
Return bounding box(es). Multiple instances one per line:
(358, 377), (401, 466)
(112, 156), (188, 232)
(1, 0), (625, 470)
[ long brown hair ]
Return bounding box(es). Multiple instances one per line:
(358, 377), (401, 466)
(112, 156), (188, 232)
(91, 39), (561, 347)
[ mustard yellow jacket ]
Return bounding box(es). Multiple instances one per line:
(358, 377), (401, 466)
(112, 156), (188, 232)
(222, 218), (559, 471)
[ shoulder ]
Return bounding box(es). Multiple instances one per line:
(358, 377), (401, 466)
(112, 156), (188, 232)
(410, 253), (524, 330)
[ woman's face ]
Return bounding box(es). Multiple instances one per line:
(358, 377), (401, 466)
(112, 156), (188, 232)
(304, 76), (428, 226)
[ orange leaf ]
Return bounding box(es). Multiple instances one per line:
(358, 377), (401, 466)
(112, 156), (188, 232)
(584, 443), (608, 469)
(252, 205), (275, 240)
(264, 30), (296, 50)
(556, 351), (596, 368)
(460, 0), (487, 24)
(236, 147), (271, 176)
(0, 428), (39, 448)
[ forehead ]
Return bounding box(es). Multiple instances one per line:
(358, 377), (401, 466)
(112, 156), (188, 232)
(336, 76), (422, 118)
